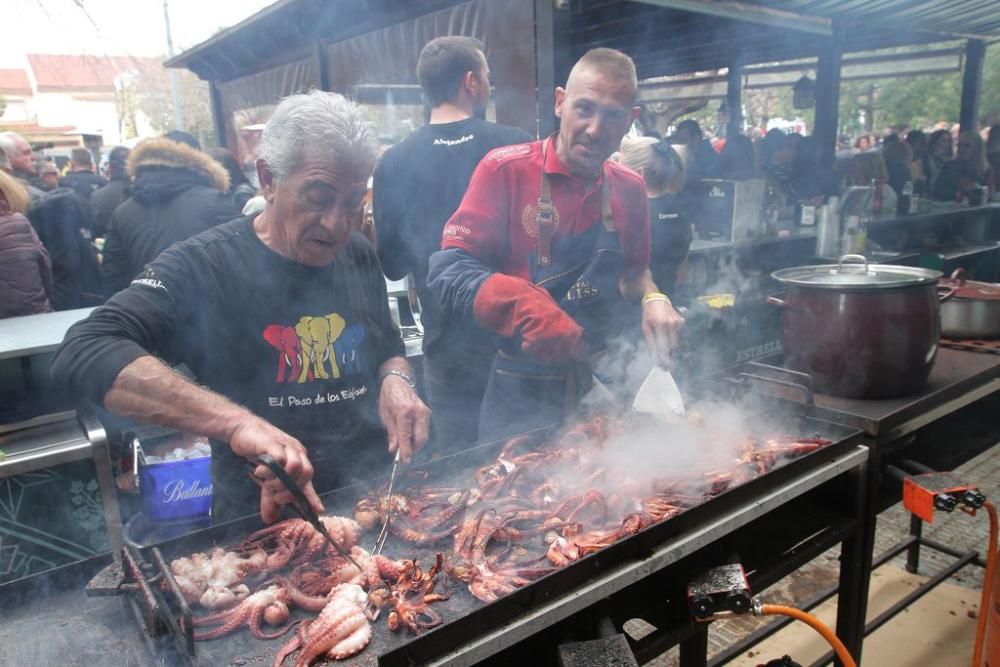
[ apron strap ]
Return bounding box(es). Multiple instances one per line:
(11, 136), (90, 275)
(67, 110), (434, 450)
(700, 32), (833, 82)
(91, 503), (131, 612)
(536, 141), (617, 267)
(537, 148), (556, 267)
(600, 176), (615, 232)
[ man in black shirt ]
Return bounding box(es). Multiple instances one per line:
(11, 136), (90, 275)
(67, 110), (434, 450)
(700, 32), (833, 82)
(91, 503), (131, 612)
(373, 36), (531, 451)
(53, 91), (430, 523)
(59, 147), (107, 201)
(90, 146), (130, 237)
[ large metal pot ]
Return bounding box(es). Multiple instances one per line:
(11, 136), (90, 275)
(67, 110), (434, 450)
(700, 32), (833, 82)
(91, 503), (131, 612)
(939, 269), (1000, 339)
(769, 255), (945, 399)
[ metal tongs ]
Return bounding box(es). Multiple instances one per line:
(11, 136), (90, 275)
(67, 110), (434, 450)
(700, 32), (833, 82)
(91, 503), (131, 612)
(371, 450), (401, 557)
(248, 454), (362, 571)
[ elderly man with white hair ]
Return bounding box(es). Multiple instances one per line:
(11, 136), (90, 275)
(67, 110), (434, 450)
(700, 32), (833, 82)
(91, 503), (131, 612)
(53, 91), (430, 523)
(0, 131), (45, 201)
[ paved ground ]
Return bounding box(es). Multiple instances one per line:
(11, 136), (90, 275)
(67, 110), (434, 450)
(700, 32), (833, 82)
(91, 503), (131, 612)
(630, 440), (1000, 665)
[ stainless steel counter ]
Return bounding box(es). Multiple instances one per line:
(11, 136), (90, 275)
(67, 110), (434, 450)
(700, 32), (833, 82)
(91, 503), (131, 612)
(688, 228), (818, 256)
(0, 307), (95, 360)
(0, 305), (423, 362)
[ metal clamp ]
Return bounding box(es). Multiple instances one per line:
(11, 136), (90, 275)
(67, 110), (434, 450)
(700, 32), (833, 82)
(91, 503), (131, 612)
(738, 373), (815, 409)
(747, 362), (814, 392)
(151, 546), (195, 658)
(737, 362), (815, 409)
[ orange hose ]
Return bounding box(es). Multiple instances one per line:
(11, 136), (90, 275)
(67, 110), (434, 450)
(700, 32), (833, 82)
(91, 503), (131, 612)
(759, 604), (857, 667)
(973, 501), (998, 667)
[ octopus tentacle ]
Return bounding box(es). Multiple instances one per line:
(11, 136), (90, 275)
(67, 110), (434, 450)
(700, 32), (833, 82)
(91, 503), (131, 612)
(296, 614), (360, 666)
(389, 520), (459, 544)
(253, 615), (296, 641)
(274, 619), (310, 667)
(282, 584), (371, 667)
(284, 584), (329, 613)
(331, 620), (373, 659)
(191, 606), (237, 627)
(193, 608), (248, 640)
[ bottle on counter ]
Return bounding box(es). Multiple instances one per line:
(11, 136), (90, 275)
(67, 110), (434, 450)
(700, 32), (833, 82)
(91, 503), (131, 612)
(799, 202), (817, 227)
(870, 178), (883, 217)
(762, 182), (780, 236)
(899, 180), (913, 216)
(815, 202), (840, 257)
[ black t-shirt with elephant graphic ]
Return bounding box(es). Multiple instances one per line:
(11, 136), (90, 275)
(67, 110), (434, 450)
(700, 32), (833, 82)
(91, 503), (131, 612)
(53, 217), (404, 516)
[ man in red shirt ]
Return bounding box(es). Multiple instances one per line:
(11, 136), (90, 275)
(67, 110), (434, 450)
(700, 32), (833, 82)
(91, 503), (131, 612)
(427, 48), (684, 442)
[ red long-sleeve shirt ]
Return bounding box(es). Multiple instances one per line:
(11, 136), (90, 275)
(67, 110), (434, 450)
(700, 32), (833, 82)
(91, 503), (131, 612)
(441, 137), (651, 278)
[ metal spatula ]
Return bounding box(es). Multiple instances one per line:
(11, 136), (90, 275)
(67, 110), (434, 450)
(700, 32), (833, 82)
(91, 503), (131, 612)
(632, 364), (685, 422)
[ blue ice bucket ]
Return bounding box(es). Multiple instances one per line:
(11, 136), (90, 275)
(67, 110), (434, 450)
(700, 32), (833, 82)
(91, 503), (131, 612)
(135, 437), (213, 522)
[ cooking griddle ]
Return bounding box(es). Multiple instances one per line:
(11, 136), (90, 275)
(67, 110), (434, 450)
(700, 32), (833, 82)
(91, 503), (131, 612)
(88, 390), (865, 667)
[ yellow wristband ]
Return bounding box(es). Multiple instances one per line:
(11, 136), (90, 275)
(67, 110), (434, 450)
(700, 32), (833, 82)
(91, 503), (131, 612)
(641, 291), (671, 307)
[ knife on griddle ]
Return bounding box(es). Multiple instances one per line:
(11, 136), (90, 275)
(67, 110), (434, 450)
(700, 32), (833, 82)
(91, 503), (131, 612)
(249, 454), (362, 571)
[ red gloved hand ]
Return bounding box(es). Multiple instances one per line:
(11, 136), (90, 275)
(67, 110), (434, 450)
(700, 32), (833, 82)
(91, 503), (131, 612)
(473, 273), (584, 363)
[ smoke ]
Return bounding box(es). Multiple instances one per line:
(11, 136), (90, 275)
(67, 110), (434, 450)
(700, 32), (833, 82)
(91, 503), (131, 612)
(584, 399), (756, 503)
(577, 318), (790, 504)
(703, 254), (762, 299)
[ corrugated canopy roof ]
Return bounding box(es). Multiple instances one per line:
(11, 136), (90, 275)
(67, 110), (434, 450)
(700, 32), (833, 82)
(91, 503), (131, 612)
(577, 1), (957, 78)
(167, 0), (1000, 83)
(759, 0), (1000, 40)
(165, 0), (464, 81)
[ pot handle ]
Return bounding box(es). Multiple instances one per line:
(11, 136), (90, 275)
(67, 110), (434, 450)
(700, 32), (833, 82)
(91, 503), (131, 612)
(937, 286), (957, 303)
(766, 296), (786, 309)
(949, 268), (967, 285)
(836, 254), (869, 272)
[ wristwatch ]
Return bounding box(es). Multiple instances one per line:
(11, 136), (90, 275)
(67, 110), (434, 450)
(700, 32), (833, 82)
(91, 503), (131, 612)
(379, 369), (416, 389)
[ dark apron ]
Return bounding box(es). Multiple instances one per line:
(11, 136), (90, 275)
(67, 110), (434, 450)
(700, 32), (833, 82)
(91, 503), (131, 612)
(479, 151), (634, 443)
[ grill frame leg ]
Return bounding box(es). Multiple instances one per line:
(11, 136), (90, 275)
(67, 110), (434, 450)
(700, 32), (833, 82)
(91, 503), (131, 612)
(679, 625), (708, 667)
(905, 513), (923, 574)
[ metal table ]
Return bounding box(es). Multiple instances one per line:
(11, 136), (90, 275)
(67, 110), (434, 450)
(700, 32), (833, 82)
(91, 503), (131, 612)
(799, 348), (1000, 442)
(0, 410), (123, 563)
(715, 347), (1000, 666)
(0, 307), (95, 360)
(688, 228), (818, 258)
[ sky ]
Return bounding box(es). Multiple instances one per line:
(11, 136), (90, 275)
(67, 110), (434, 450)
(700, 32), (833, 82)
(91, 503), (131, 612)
(2, 0), (277, 67)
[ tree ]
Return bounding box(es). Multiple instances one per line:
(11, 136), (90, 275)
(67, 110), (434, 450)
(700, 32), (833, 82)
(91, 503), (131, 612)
(835, 42), (1000, 135)
(119, 62), (215, 145)
(743, 87), (814, 131)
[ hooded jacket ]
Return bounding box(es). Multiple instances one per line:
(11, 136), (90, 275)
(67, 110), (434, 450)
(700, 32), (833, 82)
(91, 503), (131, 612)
(0, 211), (52, 318)
(26, 188), (103, 310)
(101, 138), (239, 296)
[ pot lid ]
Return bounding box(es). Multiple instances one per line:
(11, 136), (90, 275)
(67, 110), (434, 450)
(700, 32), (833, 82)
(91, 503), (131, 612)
(771, 254), (942, 290)
(939, 268), (1000, 300)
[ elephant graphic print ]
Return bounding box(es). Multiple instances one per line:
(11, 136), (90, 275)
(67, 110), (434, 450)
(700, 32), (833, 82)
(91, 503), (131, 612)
(263, 313), (366, 384)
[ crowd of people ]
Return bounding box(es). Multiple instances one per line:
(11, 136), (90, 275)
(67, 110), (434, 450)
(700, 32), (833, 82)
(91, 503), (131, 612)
(631, 116), (999, 234)
(0, 130), (251, 319)
(5, 96), (995, 325)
